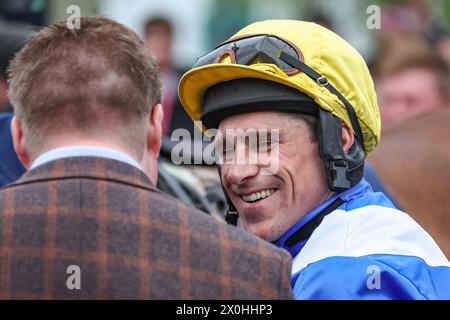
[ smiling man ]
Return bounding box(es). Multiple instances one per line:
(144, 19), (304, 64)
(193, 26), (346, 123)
(216, 108), (334, 241)
(179, 20), (450, 299)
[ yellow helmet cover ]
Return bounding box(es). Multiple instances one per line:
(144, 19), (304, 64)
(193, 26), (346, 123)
(178, 20), (380, 154)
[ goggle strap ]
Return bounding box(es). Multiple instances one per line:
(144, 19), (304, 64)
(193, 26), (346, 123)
(279, 52), (364, 146)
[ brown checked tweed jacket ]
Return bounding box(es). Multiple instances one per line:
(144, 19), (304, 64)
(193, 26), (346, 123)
(0, 157), (293, 299)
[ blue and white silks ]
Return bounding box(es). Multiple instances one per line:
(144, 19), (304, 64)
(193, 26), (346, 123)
(274, 179), (450, 299)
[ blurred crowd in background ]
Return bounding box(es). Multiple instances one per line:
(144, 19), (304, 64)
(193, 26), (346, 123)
(0, 0), (450, 256)
(1, 0), (449, 123)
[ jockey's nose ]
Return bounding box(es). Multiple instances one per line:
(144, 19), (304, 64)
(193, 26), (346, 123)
(222, 162), (260, 186)
(221, 139), (261, 186)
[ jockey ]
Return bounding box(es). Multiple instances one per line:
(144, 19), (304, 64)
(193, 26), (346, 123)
(178, 20), (450, 299)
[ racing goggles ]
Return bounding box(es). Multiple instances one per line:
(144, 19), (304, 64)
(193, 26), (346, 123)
(193, 34), (302, 75)
(193, 34), (364, 146)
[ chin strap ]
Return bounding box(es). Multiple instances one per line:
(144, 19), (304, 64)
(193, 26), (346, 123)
(224, 205), (239, 226)
(216, 164), (239, 226)
(272, 197), (345, 257)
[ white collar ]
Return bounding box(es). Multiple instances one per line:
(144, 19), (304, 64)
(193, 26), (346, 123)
(30, 145), (143, 171)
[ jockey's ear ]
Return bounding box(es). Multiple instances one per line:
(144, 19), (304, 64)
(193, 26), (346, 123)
(341, 123), (355, 153)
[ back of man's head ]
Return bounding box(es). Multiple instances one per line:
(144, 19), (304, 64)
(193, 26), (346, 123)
(7, 16), (161, 160)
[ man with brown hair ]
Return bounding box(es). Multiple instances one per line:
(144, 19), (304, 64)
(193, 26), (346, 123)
(0, 16), (293, 300)
(375, 36), (450, 124)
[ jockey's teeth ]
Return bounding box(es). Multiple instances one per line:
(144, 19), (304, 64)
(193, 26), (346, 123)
(242, 189), (275, 202)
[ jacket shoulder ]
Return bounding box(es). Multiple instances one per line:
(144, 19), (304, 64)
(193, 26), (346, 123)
(144, 190), (293, 299)
(0, 177), (293, 299)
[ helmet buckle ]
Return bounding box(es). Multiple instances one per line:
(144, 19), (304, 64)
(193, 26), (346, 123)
(329, 160), (351, 190)
(317, 76), (328, 87)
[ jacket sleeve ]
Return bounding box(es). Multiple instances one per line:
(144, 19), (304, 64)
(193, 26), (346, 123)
(292, 255), (450, 300)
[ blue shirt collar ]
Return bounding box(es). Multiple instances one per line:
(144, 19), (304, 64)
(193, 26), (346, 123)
(274, 179), (373, 257)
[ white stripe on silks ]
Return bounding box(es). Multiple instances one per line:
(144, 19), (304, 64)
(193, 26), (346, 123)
(291, 205), (450, 275)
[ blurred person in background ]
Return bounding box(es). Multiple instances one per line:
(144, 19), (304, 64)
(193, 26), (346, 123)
(0, 16), (293, 299)
(144, 16), (227, 218)
(0, 18), (28, 186)
(371, 0), (449, 82)
(375, 0), (447, 50)
(0, 113), (25, 186)
(375, 36), (449, 124)
(144, 16), (197, 138)
(364, 1), (450, 260)
(0, 18), (29, 113)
